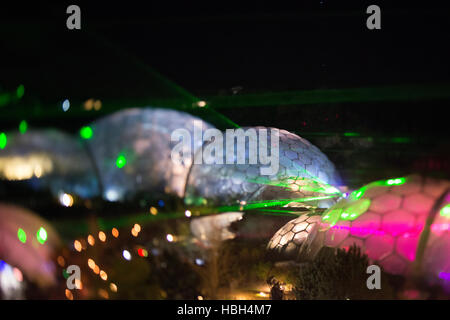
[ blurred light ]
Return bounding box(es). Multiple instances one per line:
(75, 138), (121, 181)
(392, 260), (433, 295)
(195, 258), (204, 266)
(133, 224), (141, 233)
(59, 193), (74, 207)
(197, 101), (206, 107)
(109, 283), (118, 293)
(57, 256), (66, 267)
(166, 234), (174, 242)
(116, 155), (127, 168)
(131, 228), (139, 237)
(0, 154), (52, 180)
(441, 204), (450, 217)
(0, 260), (5, 271)
(93, 265), (100, 274)
(100, 270), (108, 281)
(37, 227), (47, 244)
(74, 240), (82, 252)
(19, 120), (27, 134)
(386, 177), (406, 186)
(111, 228), (119, 238)
(88, 259), (95, 270)
(93, 100), (102, 111)
(150, 207), (158, 215)
(185, 210), (192, 218)
(257, 292), (268, 298)
(87, 235), (95, 246)
(84, 99), (94, 111)
(0, 133), (7, 149)
(197, 296), (203, 300)
(105, 188), (120, 202)
(98, 288), (109, 299)
(122, 250), (131, 261)
(75, 279), (82, 290)
(62, 99), (70, 112)
(65, 289), (73, 300)
(17, 228), (27, 243)
(138, 248), (148, 257)
(80, 126), (93, 140)
(98, 231), (106, 242)
(158, 200), (165, 207)
(16, 84), (25, 99)
(12, 268), (23, 282)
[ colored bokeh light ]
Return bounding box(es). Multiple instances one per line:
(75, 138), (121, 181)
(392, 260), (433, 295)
(116, 154), (127, 168)
(17, 228), (27, 243)
(36, 227), (47, 244)
(80, 126), (93, 140)
(0, 132), (7, 149)
(19, 120), (28, 134)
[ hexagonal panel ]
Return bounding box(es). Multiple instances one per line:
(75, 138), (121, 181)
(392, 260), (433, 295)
(365, 234), (395, 261)
(382, 209), (416, 237)
(363, 186), (389, 198)
(381, 254), (407, 275)
(293, 231), (309, 245)
(350, 212), (381, 238)
(396, 234), (420, 261)
(292, 222), (309, 233)
(371, 193), (402, 214)
(324, 221), (350, 247)
(403, 193), (435, 216)
(391, 182), (421, 196)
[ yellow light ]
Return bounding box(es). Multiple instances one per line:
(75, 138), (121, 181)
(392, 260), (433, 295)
(185, 210), (192, 218)
(112, 228), (119, 238)
(87, 235), (95, 246)
(197, 295), (203, 300)
(93, 100), (102, 111)
(197, 101), (206, 107)
(84, 99), (94, 111)
(100, 270), (108, 281)
(88, 258), (96, 270)
(98, 231), (106, 242)
(133, 223), (141, 233)
(110, 283), (118, 293)
(150, 207), (158, 215)
(74, 240), (82, 252)
(65, 289), (74, 300)
(131, 228), (139, 237)
(57, 255), (66, 267)
(257, 292), (268, 298)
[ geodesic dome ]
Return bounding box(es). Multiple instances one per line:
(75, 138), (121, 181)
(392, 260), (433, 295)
(184, 127), (341, 207)
(0, 129), (100, 199)
(307, 175), (450, 289)
(0, 203), (61, 288)
(267, 214), (321, 259)
(84, 108), (214, 202)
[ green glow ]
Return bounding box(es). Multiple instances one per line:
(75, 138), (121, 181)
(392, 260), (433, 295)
(322, 207), (343, 226)
(0, 132), (6, 149)
(17, 228), (27, 243)
(351, 188), (365, 200)
(440, 204), (450, 217)
(19, 120), (28, 134)
(391, 137), (412, 143)
(386, 177), (406, 186)
(343, 132), (360, 137)
(16, 85), (25, 99)
(116, 155), (127, 168)
(37, 227), (47, 244)
(80, 126), (93, 139)
(340, 199), (372, 221)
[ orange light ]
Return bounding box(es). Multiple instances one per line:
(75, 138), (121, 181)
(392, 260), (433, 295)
(111, 228), (119, 238)
(133, 223), (141, 233)
(75, 279), (83, 290)
(100, 270), (108, 281)
(87, 235), (95, 246)
(93, 265), (100, 274)
(98, 231), (106, 242)
(65, 289), (74, 300)
(110, 283), (118, 293)
(98, 289), (109, 299)
(88, 259), (96, 270)
(131, 228), (139, 237)
(57, 255), (66, 267)
(150, 207), (158, 215)
(74, 240), (82, 252)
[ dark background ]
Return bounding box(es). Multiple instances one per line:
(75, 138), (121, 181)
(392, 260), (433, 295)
(1, 1), (449, 187)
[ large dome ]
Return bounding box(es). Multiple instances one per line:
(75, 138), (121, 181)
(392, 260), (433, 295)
(185, 127), (341, 208)
(84, 108), (215, 202)
(0, 129), (99, 199)
(306, 175), (450, 289)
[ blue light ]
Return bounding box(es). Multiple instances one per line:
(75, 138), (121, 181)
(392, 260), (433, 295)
(158, 200), (165, 207)
(62, 99), (70, 112)
(0, 260), (6, 271)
